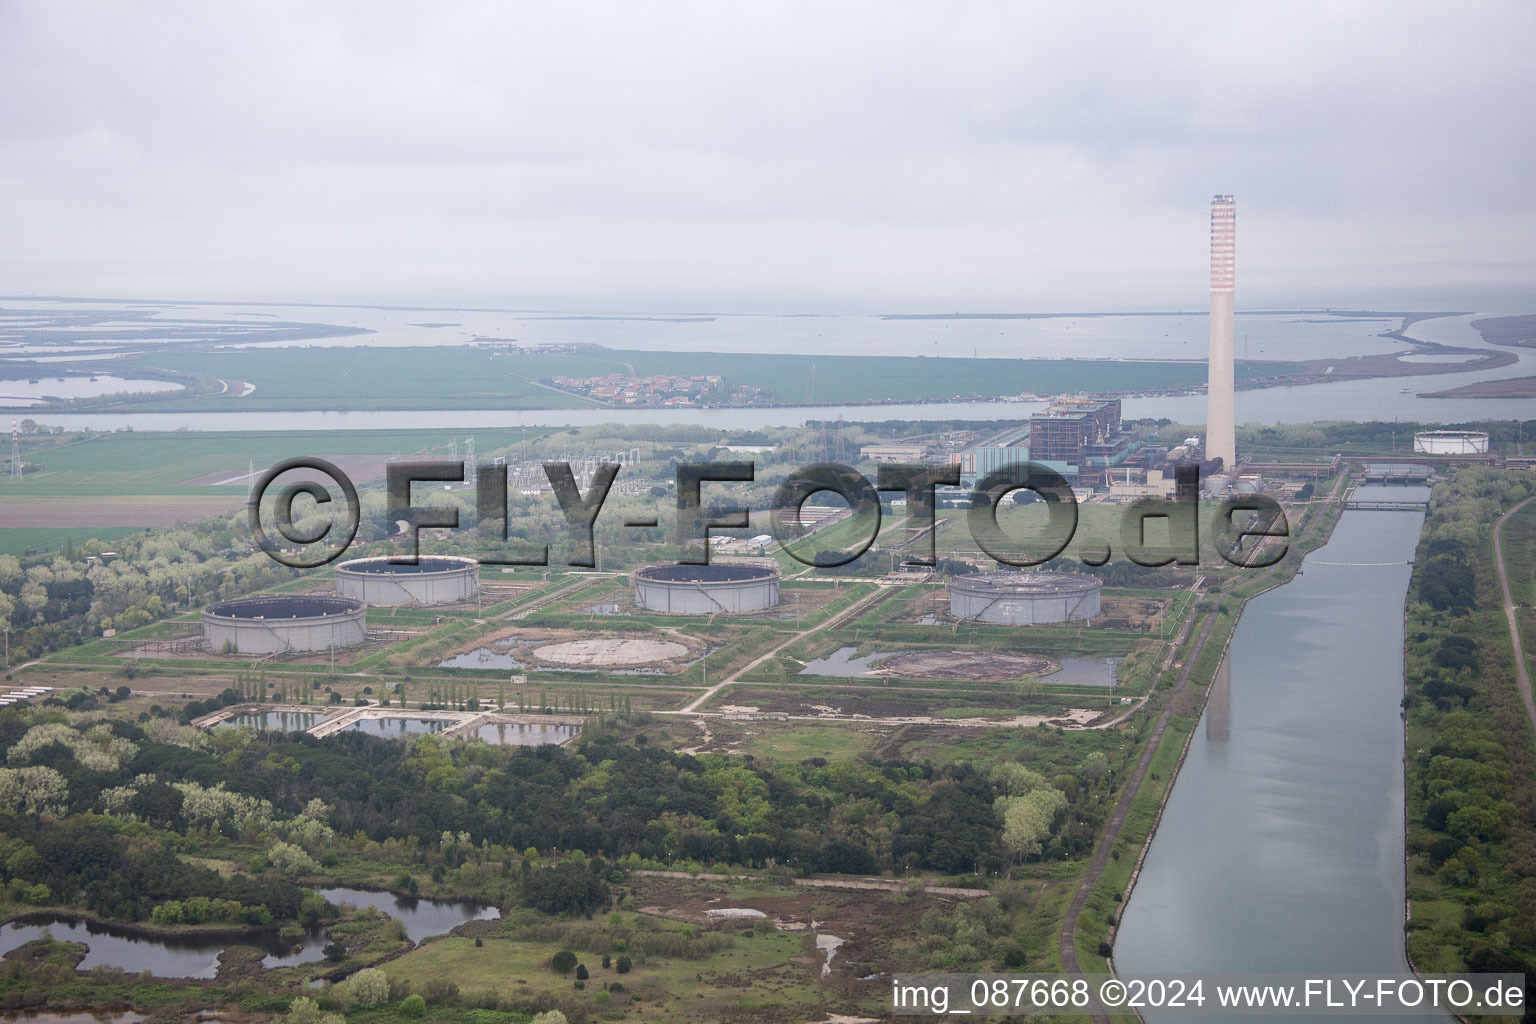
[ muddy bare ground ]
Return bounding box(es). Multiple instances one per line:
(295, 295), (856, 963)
(433, 624), (707, 671)
(628, 874), (958, 984)
(873, 650), (1054, 681)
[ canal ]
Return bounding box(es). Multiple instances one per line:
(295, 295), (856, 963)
(1114, 488), (1430, 1020)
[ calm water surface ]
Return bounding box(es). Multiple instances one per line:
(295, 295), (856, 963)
(474, 721), (579, 746)
(311, 887), (498, 943)
(339, 717), (452, 738)
(215, 711), (323, 731)
(0, 916), (309, 978)
(0, 888), (498, 977)
(1114, 490), (1430, 1021)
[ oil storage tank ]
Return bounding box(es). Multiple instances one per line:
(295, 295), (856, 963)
(1412, 430), (1489, 455)
(631, 564), (780, 615)
(947, 570), (1101, 625)
(335, 555), (480, 606)
(203, 596), (366, 655)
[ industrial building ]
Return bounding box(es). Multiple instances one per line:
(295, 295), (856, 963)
(948, 401), (1146, 488)
(1106, 467), (1177, 500)
(947, 570), (1102, 625)
(1027, 397), (1142, 483)
(203, 596), (367, 655)
(1413, 430), (1489, 455)
(950, 423), (1031, 480)
(631, 563), (781, 615)
(335, 555), (480, 606)
(859, 443), (929, 463)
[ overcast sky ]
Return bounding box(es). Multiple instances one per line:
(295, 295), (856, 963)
(2, 1), (1533, 312)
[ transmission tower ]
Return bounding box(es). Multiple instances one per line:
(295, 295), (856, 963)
(9, 420), (19, 480)
(465, 436), (477, 488)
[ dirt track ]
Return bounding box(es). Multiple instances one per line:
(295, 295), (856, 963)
(1493, 496), (1536, 737)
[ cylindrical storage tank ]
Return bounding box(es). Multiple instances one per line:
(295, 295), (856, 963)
(631, 564), (781, 615)
(335, 555), (480, 606)
(947, 571), (1101, 625)
(1412, 430), (1489, 455)
(203, 596), (367, 655)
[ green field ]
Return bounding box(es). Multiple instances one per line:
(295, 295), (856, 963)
(2, 427), (556, 497)
(0, 526), (143, 556)
(94, 346), (1298, 411)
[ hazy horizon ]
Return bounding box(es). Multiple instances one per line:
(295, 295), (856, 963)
(3, 2), (1534, 313)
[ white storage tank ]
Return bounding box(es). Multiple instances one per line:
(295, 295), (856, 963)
(631, 564), (781, 615)
(947, 570), (1101, 625)
(1413, 430), (1489, 455)
(335, 555), (480, 606)
(203, 596), (367, 655)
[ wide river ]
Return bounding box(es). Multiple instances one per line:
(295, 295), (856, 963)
(1114, 488), (1430, 1021)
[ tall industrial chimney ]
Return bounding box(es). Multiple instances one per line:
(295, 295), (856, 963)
(1206, 194), (1237, 475)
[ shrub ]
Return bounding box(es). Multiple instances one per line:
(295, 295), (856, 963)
(615, 954), (632, 974)
(575, 964), (589, 980)
(421, 979), (459, 1005)
(399, 995), (425, 1018)
(322, 942), (346, 962)
(551, 949), (577, 975)
(350, 968), (389, 1008)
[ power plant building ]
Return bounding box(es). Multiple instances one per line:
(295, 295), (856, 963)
(949, 400), (1145, 487)
(1028, 397), (1141, 480)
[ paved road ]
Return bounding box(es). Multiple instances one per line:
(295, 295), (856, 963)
(1493, 496), (1536, 737)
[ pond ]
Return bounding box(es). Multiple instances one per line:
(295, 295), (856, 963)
(438, 647), (523, 670)
(338, 717), (454, 738)
(474, 721), (579, 746)
(214, 711), (324, 732)
(0, 916), (314, 979)
(799, 647), (894, 677)
(0, 887), (500, 977)
(1046, 656), (1123, 687)
(312, 887), (499, 943)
